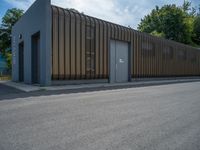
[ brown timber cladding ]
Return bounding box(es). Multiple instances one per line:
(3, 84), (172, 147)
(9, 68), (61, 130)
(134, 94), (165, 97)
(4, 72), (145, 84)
(52, 5), (200, 80)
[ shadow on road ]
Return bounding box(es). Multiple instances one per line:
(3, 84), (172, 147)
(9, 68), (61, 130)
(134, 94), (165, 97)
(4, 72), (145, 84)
(0, 83), (139, 101)
(1, 80), (200, 101)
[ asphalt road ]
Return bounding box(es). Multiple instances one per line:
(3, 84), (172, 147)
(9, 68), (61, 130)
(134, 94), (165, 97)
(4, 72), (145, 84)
(0, 83), (23, 96)
(0, 82), (200, 150)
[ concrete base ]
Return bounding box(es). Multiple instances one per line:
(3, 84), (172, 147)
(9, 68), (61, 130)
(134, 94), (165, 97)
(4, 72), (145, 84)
(2, 77), (200, 92)
(132, 76), (200, 81)
(52, 79), (108, 85)
(2, 81), (44, 92)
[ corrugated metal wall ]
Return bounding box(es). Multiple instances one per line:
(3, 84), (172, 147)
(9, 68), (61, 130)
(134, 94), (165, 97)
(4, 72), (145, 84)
(52, 5), (200, 80)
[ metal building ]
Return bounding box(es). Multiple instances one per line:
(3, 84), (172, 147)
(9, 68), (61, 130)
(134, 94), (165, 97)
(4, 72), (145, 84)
(12, 0), (200, 86)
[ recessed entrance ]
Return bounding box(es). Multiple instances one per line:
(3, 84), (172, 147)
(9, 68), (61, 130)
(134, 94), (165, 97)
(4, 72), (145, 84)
(31, 32), (40, 84)
(110, 40), (129, 83)
(18, 42), (24, 82)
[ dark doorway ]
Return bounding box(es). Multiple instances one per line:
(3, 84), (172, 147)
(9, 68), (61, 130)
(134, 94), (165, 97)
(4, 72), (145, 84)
(31, 32), (40, 84)
(18, 42), (24, 82)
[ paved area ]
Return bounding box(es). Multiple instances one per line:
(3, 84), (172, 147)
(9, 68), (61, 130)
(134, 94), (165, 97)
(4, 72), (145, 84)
(2, 81), (43, 92)
(0, 82), (200, 150)
(2, 77), (200, 92)
(0, 83), (23, 96)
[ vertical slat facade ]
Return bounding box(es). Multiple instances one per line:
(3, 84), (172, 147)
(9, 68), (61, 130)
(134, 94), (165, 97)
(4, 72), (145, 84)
(58, 8), (64, 79)
(70, 11), (76, 79)
(51, 5), (200, 81)
(75, 13), (81, 79)
(64, 9), (70, 79)
(52, 7), (58, 79)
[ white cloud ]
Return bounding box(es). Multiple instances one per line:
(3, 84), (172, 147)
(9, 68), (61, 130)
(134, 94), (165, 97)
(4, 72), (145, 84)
(51, 0), (155, 29)
(3, 0), (200, 29)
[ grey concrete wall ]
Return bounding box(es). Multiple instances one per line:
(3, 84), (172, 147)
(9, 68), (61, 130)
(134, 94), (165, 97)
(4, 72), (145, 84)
(12, 0), (51, 86)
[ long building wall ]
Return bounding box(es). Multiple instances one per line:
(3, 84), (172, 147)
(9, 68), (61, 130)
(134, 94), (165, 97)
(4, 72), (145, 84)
(51, 5), (200, 80)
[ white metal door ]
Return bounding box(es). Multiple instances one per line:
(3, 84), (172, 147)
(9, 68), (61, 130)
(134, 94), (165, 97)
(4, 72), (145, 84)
(110, 40), (129, 83)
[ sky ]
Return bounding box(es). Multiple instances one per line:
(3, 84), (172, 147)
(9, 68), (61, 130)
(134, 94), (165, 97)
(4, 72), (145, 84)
(0, 0), (199, 29)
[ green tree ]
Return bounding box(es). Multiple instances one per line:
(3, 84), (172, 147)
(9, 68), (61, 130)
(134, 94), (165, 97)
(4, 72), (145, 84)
(0, 8), (23, 69)
(193, 16), (200, 44)
(137, 1), (199, 46)
(182, 0), (191, 13)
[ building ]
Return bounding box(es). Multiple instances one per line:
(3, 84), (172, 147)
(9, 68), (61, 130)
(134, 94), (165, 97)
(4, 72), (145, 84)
(12, 0), (200, 86)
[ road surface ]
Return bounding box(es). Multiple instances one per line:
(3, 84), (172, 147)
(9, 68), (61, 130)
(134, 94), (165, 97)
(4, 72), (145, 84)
(0, 82), (200, 150)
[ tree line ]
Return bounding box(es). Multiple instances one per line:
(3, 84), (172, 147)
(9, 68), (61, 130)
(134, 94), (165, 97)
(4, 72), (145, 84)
(0, 8), (23, 70)
(138, 1), (200, 47)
